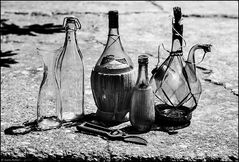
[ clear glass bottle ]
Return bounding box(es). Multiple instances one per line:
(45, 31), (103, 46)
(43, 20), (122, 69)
(36, 45), (62, 130)
(91, 10), (135, 123)
(130, 55), (155, 132)
(55, 16), (84, 122)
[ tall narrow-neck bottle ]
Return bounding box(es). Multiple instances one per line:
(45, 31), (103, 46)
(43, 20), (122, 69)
(91, 10), (135, 123)
(55, 17), (84, 122)
(152, 7), (193, 129)
(130, 55), (155, 132)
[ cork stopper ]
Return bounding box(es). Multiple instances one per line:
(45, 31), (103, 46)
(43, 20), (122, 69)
(172, 7), (183, 35)
(173, 7), (182, 25)
(171, 7), (183, 52)
(108, 10), (118, 28)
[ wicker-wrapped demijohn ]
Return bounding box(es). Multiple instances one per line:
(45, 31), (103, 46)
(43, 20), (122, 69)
(91, 10), (136, 123)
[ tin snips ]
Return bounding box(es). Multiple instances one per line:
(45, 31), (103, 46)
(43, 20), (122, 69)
(76, 122), (148, 145)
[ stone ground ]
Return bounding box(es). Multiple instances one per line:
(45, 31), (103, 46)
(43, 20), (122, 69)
(1, 1), (238, 162)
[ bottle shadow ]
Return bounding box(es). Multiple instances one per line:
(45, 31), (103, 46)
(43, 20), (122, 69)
(0, 50), (19, 67)
(4, 113), (98, 135)
(151, 120), (191, 135)
(63, 113), (130, 128)
(1, 19), (64, 36)
(4, 112), (191, 136)
(119, 121), (191, 135)
(69, 114), (190, 135)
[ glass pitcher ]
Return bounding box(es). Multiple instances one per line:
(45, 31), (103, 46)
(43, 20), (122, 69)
(151, 7), (212, 130)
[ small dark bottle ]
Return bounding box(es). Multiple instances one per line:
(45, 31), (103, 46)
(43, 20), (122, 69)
(130, 55), (155, 132)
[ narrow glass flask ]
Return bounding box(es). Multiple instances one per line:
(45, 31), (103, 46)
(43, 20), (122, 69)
(130, 55), (155, 132)
(55, 17), (84, 122)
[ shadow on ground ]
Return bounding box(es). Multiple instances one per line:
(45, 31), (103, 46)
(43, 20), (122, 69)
(4, 112), (189, 137)
(0, 50), (19, 67)
(1, 19), (64, 36)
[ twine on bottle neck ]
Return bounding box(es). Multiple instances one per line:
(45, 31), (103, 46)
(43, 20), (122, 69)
(105, 33), (120, 50)
(161, 15), (187, 56)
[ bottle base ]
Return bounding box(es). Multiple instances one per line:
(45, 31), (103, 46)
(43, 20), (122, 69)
(132, 124), (153, 133)
(96, 109), (129, 123)
(62, 112), (84, 122)
(37, 116), (61, 130)
(155, 104), (192, 131)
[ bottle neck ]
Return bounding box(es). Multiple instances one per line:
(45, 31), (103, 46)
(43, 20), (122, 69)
(171, 22), (183, 53)
(64, 23), (78, 47)
(106, 10), (122, 51)
(105, 27), (123, 50)
(136, 63), (149, 88)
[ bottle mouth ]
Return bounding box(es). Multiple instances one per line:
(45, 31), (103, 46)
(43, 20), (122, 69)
(138, 55), (148, 64)
(66, 17), (76, 23)
(63, 16), (81, 30)
(109, 10), (118, 15)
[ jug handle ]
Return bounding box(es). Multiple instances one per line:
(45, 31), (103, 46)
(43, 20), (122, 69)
(185, 44), (212, 66)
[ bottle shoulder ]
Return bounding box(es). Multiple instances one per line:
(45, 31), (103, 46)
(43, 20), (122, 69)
(93, 64), (134, 74)
(94, 50), (134, 74)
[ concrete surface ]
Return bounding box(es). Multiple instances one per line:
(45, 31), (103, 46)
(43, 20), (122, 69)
(1, 1), (238, 161)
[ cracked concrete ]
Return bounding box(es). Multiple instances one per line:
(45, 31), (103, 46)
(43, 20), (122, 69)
(1, 1), (238, 162)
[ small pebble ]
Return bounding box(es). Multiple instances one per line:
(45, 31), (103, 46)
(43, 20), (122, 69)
(27, 147), (36, 153)
(179, 144), (188, 149)
(67, 134), (77, 139)
(65, 129), (72, 133)
(21, 71), (29, 75)
(20, 141), (31, 145)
